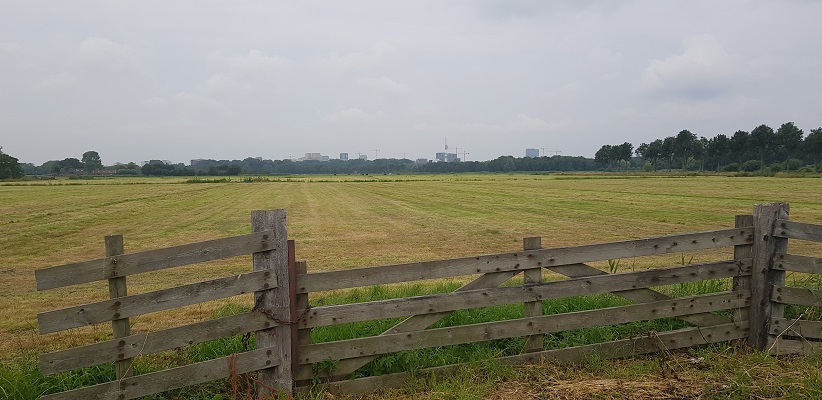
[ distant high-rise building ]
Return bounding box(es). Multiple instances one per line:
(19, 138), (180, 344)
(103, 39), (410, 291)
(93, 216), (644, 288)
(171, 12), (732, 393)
(320, 156), (330, 162)
(436, 152), (459, 162)
(304, 153), (322, 161)
(340, 153), (349, 161)
(526, 148), (540, 158)
(358, 154), (368, 160)
(415, 158), (429, 164)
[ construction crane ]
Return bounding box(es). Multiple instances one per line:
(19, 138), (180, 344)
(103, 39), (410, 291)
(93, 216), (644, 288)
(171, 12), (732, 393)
(458, 150), (469, 161)
(540, 148), (562, 156)
(370, 149), (380, 160)
(394, 152), (410, 159)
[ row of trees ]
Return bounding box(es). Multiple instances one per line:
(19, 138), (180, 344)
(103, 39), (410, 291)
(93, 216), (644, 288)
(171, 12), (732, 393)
(139, 161), (246, 176)
(5, 121), (821, 180)
(138, 158), (418, 176)
(415, 155), (596, 173)
(594, 142), (634, 170)
(626, 122), (822, 172)
(124, 155), (599, 176)
(0, 147), (24, 179)
(25, 151), (105, 175)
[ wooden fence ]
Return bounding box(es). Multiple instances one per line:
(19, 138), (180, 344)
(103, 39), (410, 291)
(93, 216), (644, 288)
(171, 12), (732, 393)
(36, 210), (292, 399)
(34, 203), (822, 398)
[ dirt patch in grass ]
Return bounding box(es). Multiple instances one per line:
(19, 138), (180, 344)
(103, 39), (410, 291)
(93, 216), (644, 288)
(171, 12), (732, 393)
(319, 349), (822, 400)
(486, 378), (704, 399)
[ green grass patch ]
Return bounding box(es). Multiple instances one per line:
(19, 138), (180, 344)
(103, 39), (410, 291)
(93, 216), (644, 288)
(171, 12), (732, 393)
(184, 283), (707, 383)
(4, 273), (822, 399)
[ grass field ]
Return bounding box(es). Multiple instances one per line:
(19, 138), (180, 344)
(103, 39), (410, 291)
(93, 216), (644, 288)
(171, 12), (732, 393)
(2, 173), (822, 398)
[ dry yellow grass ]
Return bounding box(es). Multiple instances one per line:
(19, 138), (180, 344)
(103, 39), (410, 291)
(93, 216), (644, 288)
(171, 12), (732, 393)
(2, 174), (821, 360)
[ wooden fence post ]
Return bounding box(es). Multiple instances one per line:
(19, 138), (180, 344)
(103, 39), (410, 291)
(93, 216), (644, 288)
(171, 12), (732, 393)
(732, 215), (754, 324)
(252, 210), (292, 395)
(522, 237), (544, 353)
(748, 203), (789, 351)
(294, 260), (312, 387)
(288, 240), (299, 373)
(105, 235), (133, 379)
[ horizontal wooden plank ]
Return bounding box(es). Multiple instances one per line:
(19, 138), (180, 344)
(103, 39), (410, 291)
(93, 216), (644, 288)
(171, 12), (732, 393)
(768, 338), (822, 356)
(41, 347), (279, 400)
(774, 253), (822, 274)
(772, 286), (822, 307)
(770, 318), (822, 340)
(773, 220), (822, 242)
(311, 322), (747, 394)
(36, 230), (277, 290)
(295, 271), (520, 381)
(501, 322), (749, 365)
(548, 263), (732, 327)
(41, 311), (277, 375)
(297, 227), (753, 293)
(299, 291), (748, 364)
(38, 270), (277, 334)
(301, 259), (751, 329)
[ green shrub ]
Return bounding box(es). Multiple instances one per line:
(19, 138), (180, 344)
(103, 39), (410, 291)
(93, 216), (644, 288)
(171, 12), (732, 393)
(722, 163), (739, 172)
(785, 158), (805, 171)
(741, 160), (762, 172)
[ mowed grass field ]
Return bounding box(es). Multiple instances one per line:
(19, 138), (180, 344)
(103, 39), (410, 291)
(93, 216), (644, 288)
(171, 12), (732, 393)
(2, 173), (822, 365)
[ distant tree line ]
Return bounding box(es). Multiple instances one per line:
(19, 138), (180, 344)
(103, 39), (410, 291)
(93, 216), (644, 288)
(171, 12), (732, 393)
(184, 158), (418, 175)
(22, 150), (113, 175)
(75, 155), (598, 176)
(414, 155), (596, 173)
(0, 147), (24, 179)
(594, 142), (634, 170)
(7, 121), (821, 180)
(135, 155), (596, 175)
(623, 122), (822, 173)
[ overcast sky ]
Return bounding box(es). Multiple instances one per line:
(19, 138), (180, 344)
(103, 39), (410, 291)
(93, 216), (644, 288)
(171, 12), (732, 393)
(2, 1), (822, 165)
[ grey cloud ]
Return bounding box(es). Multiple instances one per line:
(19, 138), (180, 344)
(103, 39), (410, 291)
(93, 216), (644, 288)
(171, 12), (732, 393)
(358, 77), (411, 95)
(325, 108), (370, 122)
(642, 34), (738, 100)
(2, 0), (821, 165)
(35, 72), (76, 91)
(311, 41), (401, 72)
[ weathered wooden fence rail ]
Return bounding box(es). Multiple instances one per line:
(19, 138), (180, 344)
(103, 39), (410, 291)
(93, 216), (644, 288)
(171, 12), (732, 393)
(768, 218), (822, 355)
(34, 203), (822, 398)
